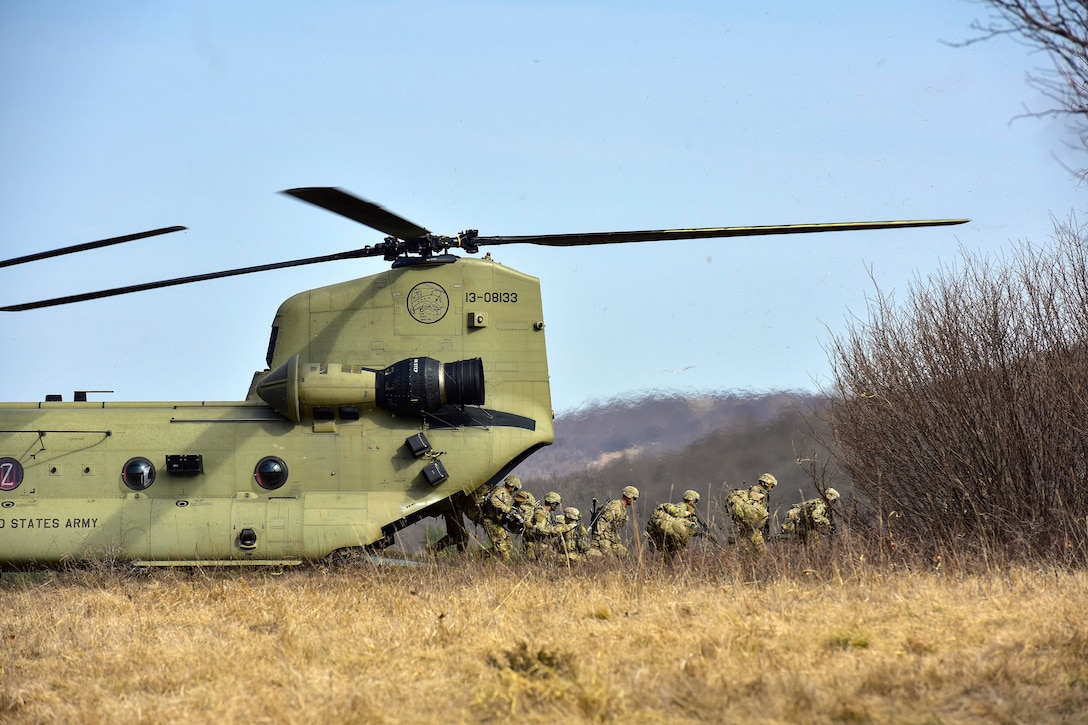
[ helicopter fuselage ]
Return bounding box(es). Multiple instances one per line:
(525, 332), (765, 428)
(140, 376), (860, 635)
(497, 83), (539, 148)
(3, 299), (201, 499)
(0, 256), (555, 567)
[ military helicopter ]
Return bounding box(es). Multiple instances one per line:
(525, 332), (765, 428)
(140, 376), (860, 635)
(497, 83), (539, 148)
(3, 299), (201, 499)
(0, 187), (967, 567)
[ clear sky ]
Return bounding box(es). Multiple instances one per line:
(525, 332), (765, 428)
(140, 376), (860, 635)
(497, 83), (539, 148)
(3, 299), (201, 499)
(0, 1), (1082, 413)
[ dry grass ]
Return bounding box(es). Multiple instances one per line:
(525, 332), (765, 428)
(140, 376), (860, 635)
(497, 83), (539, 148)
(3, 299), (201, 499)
(2, 546), (1087, 724)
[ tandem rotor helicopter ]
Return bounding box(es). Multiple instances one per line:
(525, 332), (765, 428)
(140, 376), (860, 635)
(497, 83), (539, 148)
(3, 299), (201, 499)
(0, 187), (967, 568)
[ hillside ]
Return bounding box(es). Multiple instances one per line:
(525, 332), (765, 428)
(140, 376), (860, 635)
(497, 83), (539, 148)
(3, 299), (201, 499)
(512, 390), (842, 533)
(516, 390), (814, 479)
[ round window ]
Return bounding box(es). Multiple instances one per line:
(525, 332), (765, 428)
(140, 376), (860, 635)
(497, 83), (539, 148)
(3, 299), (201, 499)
(122, 457), (156, 490)
(254, 456), (289, 490)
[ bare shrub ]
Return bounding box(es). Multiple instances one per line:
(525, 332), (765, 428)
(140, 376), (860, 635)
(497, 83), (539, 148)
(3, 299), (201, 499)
(825, 220), (1088, 560)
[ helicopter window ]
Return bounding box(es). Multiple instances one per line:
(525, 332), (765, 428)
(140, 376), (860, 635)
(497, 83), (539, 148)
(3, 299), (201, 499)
(265, 326), (279, 368)
(254, 456), (289, 490)
(121, 457), (156, 490)
(1, 458), (24, 491)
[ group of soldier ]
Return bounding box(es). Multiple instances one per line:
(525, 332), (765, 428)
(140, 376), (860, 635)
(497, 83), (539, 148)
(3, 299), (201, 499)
(461, 471), (840, 562)
(472, 475), (640, 562)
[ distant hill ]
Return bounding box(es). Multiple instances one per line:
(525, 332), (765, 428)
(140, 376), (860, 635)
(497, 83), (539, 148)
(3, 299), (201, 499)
(513, 390), (846, 530)
(515, 390), (819, 480)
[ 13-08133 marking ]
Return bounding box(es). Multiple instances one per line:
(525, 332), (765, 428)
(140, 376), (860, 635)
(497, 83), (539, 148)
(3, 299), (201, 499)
(464, 291), (518, 303)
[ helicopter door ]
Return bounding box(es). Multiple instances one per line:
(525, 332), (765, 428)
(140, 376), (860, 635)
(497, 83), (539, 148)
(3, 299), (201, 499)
(265, 497), (302, 556)
(230, 497), (303, 559)
(120, 493), (151, 560)
(231, 499), (266, 559)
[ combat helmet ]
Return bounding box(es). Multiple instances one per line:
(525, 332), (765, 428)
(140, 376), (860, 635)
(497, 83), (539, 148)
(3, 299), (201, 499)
(504, 475), (522, 490)
(544, 491), (562, 506)
(824, 488), (840, 502)
(564, 506), (581, 521)
(622, 486), (640, 501)
(757, 473), (777, 489)
(682, 489), (700, 503)
(513, 490), (532, 504)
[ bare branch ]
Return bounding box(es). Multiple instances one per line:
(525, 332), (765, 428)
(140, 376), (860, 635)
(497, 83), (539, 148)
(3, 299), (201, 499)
(964, 1), (1088, 170)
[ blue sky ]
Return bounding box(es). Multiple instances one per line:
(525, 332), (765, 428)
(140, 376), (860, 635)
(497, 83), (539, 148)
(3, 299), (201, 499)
(0, 1), (1082, 412)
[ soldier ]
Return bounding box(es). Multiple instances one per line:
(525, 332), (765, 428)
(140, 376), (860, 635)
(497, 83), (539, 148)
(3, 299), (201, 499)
(425, 496), (470, 554)
(591, 485), (639, 556)
(524, 491), (573, 560)
(781, 488), (840, 544)
(646, 489), (702, 560)
(725, 473), (777, 556)
(481, 475), (523, 562)
(558, 506), (592, 563)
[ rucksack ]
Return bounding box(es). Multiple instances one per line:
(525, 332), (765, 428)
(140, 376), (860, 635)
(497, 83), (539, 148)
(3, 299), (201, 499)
(725, 489), (750, 521)
(463, 481), (501, 524)
(726, 488), (766, 528)
(647, 503), (694, 542)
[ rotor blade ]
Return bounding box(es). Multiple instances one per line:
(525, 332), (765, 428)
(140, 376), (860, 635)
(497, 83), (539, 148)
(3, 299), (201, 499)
(282, 187), (431, 240)
(0, 226), (187, 269)
(472, 218), (970, 248)
(0, 246), (386, 312)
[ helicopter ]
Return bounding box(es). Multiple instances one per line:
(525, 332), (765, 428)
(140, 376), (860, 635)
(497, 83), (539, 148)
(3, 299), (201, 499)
(0, 187), (967, 568)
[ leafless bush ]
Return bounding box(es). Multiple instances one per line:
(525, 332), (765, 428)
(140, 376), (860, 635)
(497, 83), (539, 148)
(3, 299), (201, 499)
(825, 220), (1088, 561)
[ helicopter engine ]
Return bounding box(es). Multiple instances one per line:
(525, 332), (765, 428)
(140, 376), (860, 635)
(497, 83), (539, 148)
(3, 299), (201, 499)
(254, 354), (485, 422)
(376, 357), (485, 416)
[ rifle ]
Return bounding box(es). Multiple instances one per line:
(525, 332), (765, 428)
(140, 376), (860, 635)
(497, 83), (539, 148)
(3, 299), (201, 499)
(693, 509), (711, 536)
(762, 486), (771, 541)
(589, 497), (610, 532)
(690, 508), (730, 550)
(501, 509), (526, 534)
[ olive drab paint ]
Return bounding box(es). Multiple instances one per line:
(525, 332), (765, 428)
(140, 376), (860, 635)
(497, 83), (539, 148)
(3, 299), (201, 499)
(0, 256), (554, 566)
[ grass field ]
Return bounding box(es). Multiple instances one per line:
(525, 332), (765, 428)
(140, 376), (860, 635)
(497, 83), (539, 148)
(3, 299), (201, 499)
(2, 543), (1086, 724)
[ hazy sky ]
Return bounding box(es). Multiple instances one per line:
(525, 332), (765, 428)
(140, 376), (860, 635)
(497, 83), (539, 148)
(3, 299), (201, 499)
(1, 1), (1082, 412)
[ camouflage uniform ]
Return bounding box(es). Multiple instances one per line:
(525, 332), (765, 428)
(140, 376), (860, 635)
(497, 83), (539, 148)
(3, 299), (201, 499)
(482, 476), (522, 561)
(726, 473), (776, 556)
(524, 492), (574, 560)
(558, 507), (593, 563)
(646, 490), (701, 559)
(591, 486), (639, 556)
(781, 488), (839, 544)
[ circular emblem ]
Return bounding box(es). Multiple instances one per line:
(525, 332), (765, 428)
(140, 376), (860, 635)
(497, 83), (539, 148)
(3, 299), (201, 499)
(0, 458), (24, 491)
(406, 282), (449, 324)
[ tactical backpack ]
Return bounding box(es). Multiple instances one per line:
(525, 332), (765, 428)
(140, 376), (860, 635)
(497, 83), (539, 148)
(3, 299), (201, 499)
(647, 503), (695, 543)
(726, 488), (766, 528)
(725, 489), (750, 522)
(463, 481), (501, 524)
